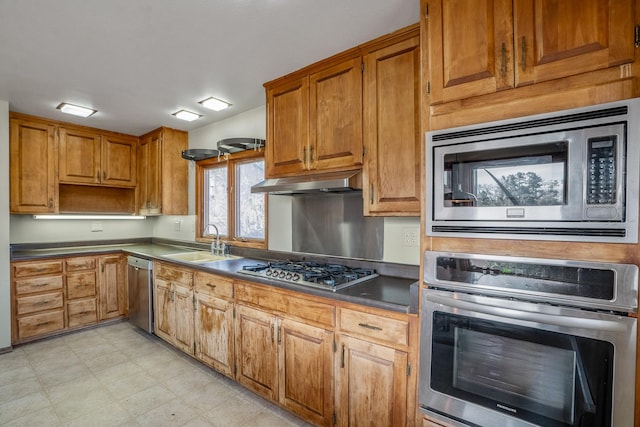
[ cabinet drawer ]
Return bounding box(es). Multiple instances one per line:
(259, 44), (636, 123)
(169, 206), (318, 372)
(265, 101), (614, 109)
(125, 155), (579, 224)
(17, 310), (64, 339)
(13, 260), (63, 278)
(66, 257), (97, 272)
(156, 263), (193, 285)
(339, 308), (408, 347)
(67, 299), (98, 327)
(194, 272), (233, 299)
(236, 281), (335, 328)
(66, 272), (97, 299)
(15, 275), (63, 295)
(16, 291), (63, 315)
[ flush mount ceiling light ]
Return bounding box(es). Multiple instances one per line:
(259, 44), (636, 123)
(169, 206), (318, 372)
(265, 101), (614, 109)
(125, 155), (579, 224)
(199, 97), (231, 111)
(172, 109), (201, 121)
(56, 102), (97, 118)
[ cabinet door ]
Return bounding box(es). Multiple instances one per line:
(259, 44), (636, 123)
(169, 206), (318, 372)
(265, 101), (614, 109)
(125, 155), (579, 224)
(309, 57), (363, 172)
(265, 77), (309, 177)
(98, 255), (126, 320)
(235, 304), (278, 401)
(428, 0), (514, 104)
(195, 292), (235, 378)
(154, 278), (174, 343)
(335, 335), (408, 427)
(173, 283), (195, 355)
(58, 127), (101, 184)
(101, 134), (137, 187)
(138, 133), (162, 214)
(513, 0), (635, 86)
(9, 118), (57, 213)
(279, 318), (334, 426)
(363, 34), (421, 216)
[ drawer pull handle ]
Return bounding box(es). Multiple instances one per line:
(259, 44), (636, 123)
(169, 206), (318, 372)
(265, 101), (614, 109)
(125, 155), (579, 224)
(500, 42), (506, 77)
(358, 323), (382, 331)
(205, 283), (217, 289)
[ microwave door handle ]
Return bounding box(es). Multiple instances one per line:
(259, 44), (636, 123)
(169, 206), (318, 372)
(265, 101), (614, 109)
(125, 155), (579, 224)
(427, 293), (627, 332)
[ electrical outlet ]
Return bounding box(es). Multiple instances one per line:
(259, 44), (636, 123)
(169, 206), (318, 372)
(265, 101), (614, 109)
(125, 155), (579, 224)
(174, 221), (181, 232)
(91, 222), (103, 232)
(402, 228), (419, 247)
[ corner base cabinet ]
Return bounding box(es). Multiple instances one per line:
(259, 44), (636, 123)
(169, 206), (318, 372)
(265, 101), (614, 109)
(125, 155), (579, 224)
(11, 254), (128, 344)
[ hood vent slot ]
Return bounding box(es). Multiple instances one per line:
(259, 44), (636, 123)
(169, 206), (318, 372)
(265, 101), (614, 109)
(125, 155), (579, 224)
(251, 169), (362, 195)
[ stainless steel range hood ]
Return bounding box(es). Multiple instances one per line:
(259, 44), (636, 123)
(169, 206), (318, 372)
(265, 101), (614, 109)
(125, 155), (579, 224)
(251, 169), (362, 195)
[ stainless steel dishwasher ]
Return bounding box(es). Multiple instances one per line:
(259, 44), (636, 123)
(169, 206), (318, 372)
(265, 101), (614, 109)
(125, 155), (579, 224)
(127, 256), (153, 333)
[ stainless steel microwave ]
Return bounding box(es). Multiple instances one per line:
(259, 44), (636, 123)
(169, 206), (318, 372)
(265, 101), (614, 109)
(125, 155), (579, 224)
(426, 98), (640, 243)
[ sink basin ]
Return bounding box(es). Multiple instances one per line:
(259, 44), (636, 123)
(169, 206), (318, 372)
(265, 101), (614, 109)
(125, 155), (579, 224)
(164, 251), (242, 263)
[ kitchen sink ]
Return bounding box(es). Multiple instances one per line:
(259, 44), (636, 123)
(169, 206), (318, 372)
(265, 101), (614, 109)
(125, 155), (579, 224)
(163, 251), (242, 263)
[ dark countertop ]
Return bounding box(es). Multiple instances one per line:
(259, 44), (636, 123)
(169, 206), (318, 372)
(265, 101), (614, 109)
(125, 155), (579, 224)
(11, 239), (419, 314)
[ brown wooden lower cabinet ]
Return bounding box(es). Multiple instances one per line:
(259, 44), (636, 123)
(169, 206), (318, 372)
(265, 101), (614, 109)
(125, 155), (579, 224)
(153, 262), (195, 354)
(11, 254), (128, 344)
(234, 304), (335, 426)
(65, 256), (98, 328)
(335, 332), (409, 427)
(98, 254), (127, 320)
(194, 272), (235, 378)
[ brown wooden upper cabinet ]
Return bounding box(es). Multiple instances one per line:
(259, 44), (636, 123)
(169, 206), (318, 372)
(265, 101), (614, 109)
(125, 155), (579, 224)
(362, 30), (421, 216)
(138, 127), (188, 216)
(264, 23), (421, 216)
(9, 116), (57, 213)
(427, 0), (636, 104)
(59, 127), (137, 187)
(265, 54), (363, 177)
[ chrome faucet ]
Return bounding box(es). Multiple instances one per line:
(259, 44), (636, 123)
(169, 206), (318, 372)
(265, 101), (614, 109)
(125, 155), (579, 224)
(204, 223), (223, 255)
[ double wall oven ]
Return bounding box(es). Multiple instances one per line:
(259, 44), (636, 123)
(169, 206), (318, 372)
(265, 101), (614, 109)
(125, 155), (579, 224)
(419, 251), (638, 427)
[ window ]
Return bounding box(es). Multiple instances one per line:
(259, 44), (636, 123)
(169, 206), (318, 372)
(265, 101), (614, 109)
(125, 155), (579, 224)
(196, 151), (267, 248)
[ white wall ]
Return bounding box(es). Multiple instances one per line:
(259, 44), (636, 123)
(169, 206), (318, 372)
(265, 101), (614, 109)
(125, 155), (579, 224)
(10, 215), (154, 244)
(1, 100), (11, 349)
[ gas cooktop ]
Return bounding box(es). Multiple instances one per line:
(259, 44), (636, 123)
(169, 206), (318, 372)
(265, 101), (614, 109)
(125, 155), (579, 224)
(238, 261), (378, 291)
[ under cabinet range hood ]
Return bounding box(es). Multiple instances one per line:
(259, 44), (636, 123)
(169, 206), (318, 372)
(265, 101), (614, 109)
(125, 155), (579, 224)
(251, 169), (362, 195)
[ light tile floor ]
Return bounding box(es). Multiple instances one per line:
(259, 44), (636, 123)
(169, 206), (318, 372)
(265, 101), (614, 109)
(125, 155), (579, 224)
(0, 322), (311, 426)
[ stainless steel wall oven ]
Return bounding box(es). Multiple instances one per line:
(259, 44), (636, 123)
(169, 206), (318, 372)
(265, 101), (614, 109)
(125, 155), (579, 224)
(419, 251), (638, 427)
(426, 98), (640, 243)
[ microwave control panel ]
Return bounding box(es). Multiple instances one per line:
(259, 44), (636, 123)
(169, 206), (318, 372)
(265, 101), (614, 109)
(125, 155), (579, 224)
(587, 136), (617, 205)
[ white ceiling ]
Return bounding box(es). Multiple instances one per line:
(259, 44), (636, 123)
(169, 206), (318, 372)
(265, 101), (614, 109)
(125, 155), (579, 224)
(0, 0), (419, 136)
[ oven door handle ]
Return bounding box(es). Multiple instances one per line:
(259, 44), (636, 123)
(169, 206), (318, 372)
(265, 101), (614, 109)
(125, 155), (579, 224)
(427, 293), (628, 332)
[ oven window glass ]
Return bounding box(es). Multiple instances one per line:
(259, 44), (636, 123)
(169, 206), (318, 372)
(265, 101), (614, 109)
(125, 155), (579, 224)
(431, 312), (614, 426)
(443, 141), (567, 208)
(454, 328), (576, 424)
